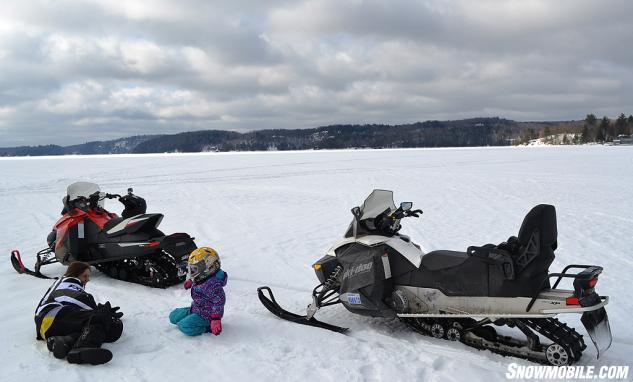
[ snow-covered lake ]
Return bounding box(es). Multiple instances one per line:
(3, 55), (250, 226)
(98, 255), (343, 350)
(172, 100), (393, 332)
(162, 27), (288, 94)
(1, 146), (632, 381)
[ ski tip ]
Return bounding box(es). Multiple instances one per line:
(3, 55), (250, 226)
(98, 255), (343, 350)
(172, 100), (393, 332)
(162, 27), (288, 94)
(10, 250), (25, 274)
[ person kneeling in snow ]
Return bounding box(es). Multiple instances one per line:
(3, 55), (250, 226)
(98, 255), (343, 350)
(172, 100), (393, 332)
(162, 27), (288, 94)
(34, 261), (123, 365)
(169, 247), (227, 336)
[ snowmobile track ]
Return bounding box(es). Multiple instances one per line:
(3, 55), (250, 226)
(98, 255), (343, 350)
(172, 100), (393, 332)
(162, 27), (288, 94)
(401, 316), (586, 366)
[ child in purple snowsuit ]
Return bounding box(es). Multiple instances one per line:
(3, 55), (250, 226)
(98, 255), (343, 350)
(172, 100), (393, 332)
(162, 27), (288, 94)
(169, 247), (227, 336)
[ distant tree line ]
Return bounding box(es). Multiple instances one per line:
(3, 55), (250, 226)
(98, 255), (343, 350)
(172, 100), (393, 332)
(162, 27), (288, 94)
(513, 113), (633, 145)
(1, 115), (631, 157)
(579, 113), (633, 143)
(130, 118), (526, 153)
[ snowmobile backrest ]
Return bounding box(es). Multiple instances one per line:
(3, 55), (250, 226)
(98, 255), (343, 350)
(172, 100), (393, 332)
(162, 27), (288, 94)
(517, 204), (557, 250)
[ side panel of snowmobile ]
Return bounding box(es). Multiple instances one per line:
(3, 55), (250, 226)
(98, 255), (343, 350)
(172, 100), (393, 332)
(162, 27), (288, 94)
(331, 243), (396, 318)
(326, 234), (424, 267)
(326, 235), (388, 256)
(104, 214), (164, 238)
(394, 286), (609, 316)
(92, 240), (160, 262)
(53, 210), (87, 252)
(53, 208), (119, 263)
(89, 232), (194, 264)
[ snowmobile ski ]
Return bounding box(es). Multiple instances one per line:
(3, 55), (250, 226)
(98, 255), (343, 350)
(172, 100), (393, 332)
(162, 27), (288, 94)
(10, 249), (54, 279)
(257, 287), (348, 333)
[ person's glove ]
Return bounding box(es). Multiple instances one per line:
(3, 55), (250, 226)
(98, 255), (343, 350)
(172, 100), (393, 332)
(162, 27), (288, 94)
(110, 305), (124, 319)
(210, 320), (222, 335)
(97, 301), (111, 312)
(98, 301), (123, 319)
(184, 279), (193, 289)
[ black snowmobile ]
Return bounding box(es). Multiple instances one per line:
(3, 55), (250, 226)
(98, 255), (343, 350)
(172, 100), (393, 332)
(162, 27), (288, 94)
(11, 182), (197, 287)
(258, 190), (612, 365)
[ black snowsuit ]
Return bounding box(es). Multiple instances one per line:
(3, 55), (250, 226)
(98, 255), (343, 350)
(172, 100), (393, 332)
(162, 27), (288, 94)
(34, 277), (123, 346)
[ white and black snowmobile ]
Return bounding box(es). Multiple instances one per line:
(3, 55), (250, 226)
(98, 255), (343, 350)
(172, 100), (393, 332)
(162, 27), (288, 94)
(11, 182), (197, 287)
(258, 189), (612, 365)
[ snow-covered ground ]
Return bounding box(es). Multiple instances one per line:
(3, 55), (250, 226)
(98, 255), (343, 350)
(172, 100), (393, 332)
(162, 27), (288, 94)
(1, 146), (632, 381)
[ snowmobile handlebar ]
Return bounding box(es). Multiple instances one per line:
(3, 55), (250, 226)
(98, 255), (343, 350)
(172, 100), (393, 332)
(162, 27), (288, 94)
(103, 188), (137, 201)
(405, 209), (423, 218)
(390, 208), (423, 220)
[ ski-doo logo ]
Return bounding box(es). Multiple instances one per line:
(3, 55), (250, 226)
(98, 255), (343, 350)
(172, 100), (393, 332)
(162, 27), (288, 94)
(342, 262), (373, 280)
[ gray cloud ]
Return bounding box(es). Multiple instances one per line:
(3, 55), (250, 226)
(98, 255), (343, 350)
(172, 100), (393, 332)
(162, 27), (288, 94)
(1, 0), (632, 146)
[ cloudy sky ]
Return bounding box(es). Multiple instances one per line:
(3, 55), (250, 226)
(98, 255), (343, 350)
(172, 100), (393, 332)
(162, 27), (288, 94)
(1, 0), (632, 146)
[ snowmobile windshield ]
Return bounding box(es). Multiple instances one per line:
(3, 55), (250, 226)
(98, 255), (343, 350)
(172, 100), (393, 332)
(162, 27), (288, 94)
(359, 190), (397, 221)
(344, 189), (398, 238)
(67, 182), (105, 208)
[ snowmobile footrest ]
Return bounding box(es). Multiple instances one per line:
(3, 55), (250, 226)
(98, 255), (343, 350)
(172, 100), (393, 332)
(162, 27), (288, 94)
(257, 286), (348, 333)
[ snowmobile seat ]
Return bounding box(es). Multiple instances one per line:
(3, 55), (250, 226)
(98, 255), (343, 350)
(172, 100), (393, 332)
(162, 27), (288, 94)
(421, 250), (469, 271)
(408, 205), (558, 297)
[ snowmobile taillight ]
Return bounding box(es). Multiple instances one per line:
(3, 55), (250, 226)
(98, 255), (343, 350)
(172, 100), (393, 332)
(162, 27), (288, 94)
(143, 241), (161, 247)
(566, 296), (580, 306)
(588, 277), (598, 288)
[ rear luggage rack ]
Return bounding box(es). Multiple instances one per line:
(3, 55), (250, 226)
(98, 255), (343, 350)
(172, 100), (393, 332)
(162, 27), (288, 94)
(526, 264), (603, 312)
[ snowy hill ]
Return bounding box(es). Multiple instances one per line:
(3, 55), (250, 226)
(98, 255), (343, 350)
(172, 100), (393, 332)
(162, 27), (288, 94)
(1, 146), (632, 381)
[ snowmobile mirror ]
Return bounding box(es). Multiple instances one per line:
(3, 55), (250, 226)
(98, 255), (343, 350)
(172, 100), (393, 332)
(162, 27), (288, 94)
(351, 206), (361, 219)
(127, 188), (133, 195)
(400, 202), (413, 211)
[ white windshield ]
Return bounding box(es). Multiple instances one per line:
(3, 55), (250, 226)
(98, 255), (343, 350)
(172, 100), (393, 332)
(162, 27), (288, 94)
(359, 189), (397, 220)
(67, 182), (105, 208)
